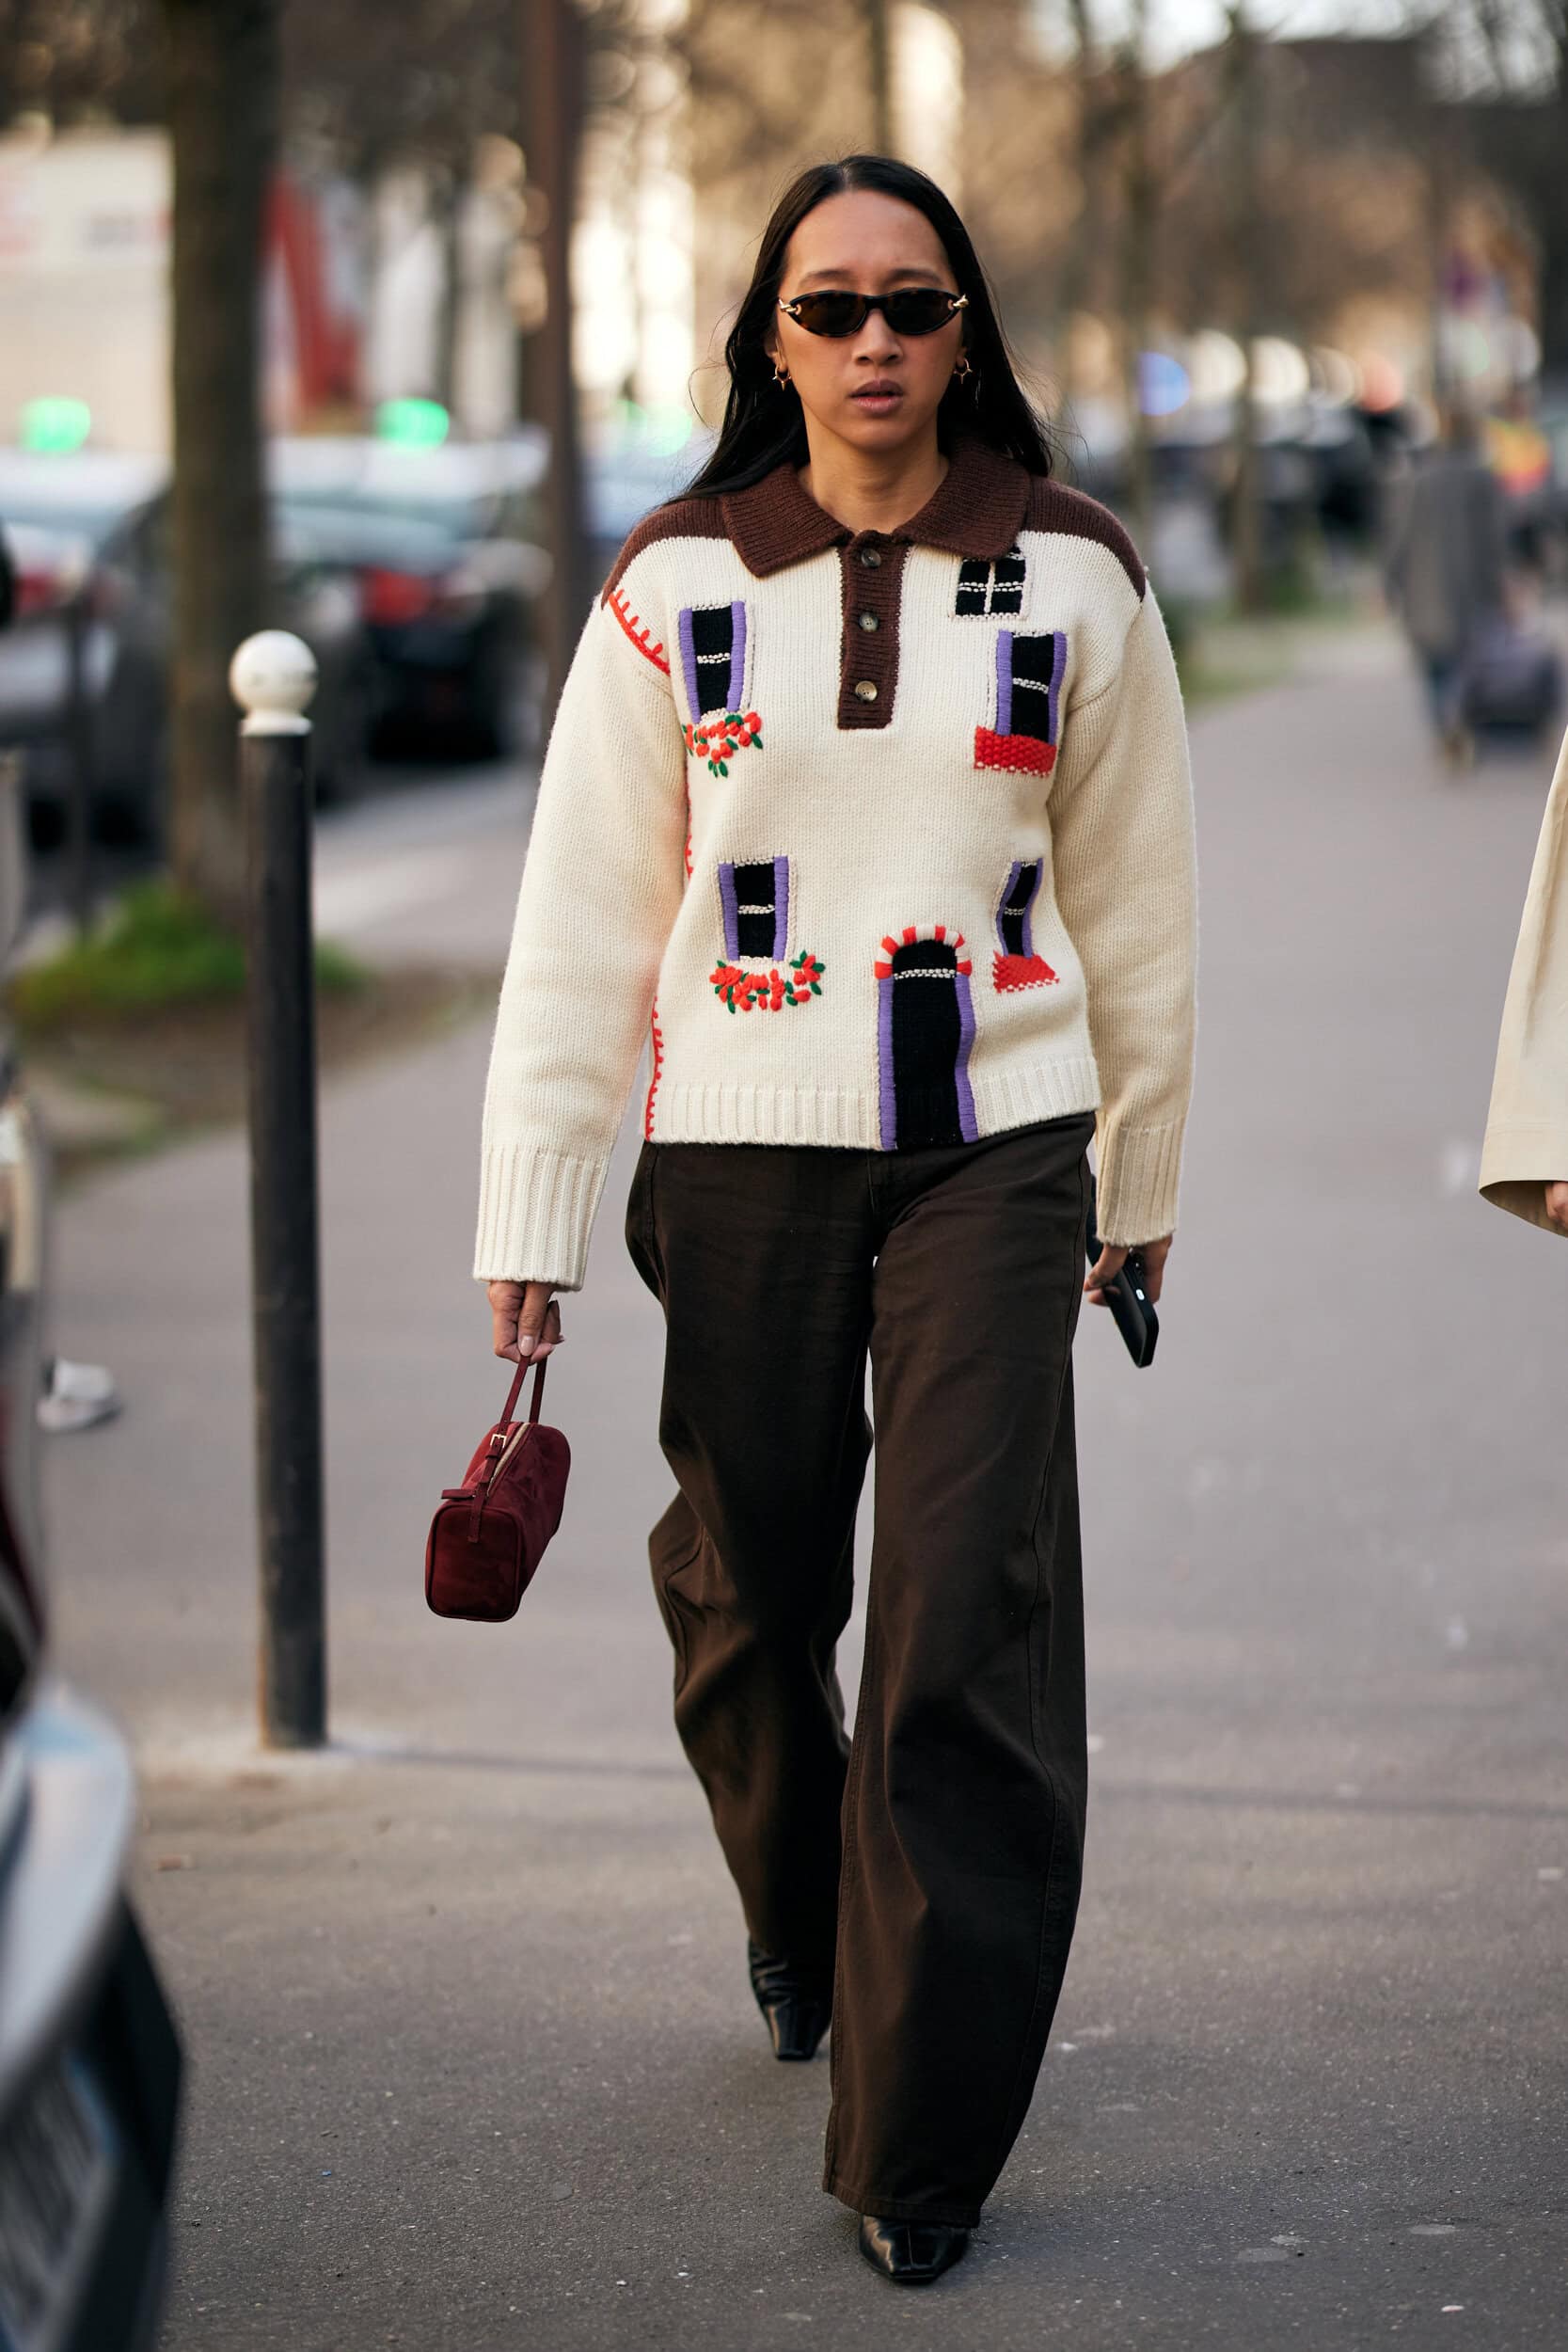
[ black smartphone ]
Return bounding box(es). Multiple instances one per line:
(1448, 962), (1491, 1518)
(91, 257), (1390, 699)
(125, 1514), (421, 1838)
(1084, 1180), (1159, 1369)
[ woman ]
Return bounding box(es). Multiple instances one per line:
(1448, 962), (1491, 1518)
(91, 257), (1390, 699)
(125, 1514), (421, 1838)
(476, 154), (1197, 2283)
(1481, 723), (1568, 1233)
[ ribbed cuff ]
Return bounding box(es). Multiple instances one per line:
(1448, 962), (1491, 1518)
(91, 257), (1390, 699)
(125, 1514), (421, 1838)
(472, 1146), (608, 1291)
(1094, 1118), (1184, 1247)
(1479, 1121), (1568, 1236)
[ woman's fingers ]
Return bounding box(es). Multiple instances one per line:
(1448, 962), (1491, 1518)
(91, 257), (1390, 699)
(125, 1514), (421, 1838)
(1545, 1182), (1568, 1232)
(1084, 1243), (1127, 1306)
(514, 1280), (563, 1361)
(1139, 1235), (1174, 1303)
(487, 1279), (565, 1362)
(1084, 1234), (1175, 1306)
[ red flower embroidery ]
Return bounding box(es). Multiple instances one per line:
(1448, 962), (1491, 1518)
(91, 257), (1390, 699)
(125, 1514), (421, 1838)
(709, 947), (826, 1013)
(686, 709), (764, 776)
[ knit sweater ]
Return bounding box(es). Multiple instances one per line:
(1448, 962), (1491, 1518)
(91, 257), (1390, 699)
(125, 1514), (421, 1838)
(474, 430), (1197, 1290)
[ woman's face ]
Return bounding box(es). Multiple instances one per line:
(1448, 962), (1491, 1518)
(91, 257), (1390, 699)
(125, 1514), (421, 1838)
(768, 189), (967, 458)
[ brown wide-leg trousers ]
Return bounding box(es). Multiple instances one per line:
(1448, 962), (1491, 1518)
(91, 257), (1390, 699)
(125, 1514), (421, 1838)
(624, 1109), (1095, 2228)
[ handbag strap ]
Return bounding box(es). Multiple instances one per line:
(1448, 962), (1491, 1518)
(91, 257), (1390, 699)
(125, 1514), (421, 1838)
(498, 1352), (547, 1434)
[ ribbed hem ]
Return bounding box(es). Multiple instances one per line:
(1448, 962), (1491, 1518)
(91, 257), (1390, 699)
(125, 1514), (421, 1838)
(1479, 1122), (1568, 1236)
(656, 1056), (1101, 1151)
(472, 1146), (608, 1290)
(1093, 1117), (1185, 1246)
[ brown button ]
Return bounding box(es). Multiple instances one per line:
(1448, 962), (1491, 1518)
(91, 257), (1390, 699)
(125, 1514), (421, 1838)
(853, 678), (879, 703)
(857, 611), (879, 632)
(858, 547), (883, 568)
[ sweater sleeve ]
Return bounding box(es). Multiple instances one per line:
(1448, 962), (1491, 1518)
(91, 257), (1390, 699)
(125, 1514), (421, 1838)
(473, 575), (687, 1288)
(1049, 582), (1198, 1246)
(1479, 722), (1568, 1235)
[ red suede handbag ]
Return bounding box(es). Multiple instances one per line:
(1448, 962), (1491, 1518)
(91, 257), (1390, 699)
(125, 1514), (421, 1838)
(425, 1358), (570, 1621)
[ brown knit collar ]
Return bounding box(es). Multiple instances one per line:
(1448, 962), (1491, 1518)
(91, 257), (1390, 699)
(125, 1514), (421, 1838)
(721, 431), (1033, 577)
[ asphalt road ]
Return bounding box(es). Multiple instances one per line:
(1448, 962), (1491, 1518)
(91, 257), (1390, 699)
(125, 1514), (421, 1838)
(45, 616), (1568, 2348)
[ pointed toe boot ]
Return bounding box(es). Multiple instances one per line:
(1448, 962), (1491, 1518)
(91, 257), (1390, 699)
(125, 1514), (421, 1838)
(746, 1938), (832, 2062)
(857, 2216), (972, 2284)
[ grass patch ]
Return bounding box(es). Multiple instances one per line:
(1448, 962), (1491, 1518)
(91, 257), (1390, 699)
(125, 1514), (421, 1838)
(9, 880), (368, 1033)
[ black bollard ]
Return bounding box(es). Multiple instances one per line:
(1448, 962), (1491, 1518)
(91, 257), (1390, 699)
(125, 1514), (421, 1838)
(231, 631), (326, 1749)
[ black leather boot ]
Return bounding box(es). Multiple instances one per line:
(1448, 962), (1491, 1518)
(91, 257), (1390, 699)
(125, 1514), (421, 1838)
(746, 1938), (832, 2061)
(857, 2216), (972, 2284)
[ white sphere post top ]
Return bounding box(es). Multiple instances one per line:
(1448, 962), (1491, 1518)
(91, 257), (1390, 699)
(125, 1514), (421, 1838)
(230, 630), (319, 737)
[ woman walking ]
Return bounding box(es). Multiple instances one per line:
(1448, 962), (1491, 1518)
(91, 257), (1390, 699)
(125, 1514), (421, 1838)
(476, 154), (1197, 2283)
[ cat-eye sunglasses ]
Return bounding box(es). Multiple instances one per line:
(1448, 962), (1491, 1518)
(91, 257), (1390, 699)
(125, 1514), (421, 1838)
(777, 287), (969, 339)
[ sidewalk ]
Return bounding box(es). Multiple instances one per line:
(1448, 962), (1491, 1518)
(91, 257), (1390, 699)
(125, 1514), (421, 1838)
(48, 621), (1568, 2348)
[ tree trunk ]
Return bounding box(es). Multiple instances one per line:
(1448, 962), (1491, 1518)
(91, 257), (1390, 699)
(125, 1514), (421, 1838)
(1119, 14), (1155, 548)
(863, 0), (895, 155)
(162, 0), (279, 923)
(1226, 7), (1263, 613)
(531, 0), (590, 718)
(432, 170), (466, 417)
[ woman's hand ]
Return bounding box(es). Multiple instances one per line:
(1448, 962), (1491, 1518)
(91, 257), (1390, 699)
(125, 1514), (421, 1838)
(487, 1279), (564, 1363)
(1545, 1183), (1568, 1232)
(1085, 1234), (1173, 1307)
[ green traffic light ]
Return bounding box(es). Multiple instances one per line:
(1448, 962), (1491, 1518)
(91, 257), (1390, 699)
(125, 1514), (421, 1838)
(375, 398), (451, 449)
(20, 396), (92, 453)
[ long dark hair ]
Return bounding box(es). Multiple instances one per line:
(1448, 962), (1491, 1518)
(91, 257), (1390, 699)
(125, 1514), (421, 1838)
(680, 154), (1054, 500)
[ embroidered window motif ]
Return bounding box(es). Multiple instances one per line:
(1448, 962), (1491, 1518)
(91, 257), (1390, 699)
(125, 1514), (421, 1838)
(992, 859), (1058, 993)
(974, 628), (1066, 776)
(874, 926), (978, 1151)
(955, 545), (1026, 617)
(710, 856), (822, 1011)
(719, 858), (789, 962)
(678, 601), (763, 772)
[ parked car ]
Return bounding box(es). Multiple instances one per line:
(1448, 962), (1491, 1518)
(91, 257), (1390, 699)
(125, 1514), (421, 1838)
(0, 751), (182, 2351)
(0, 452), (167, 848)
(0, 450), (377, 846)
(271, 434), (551, 757)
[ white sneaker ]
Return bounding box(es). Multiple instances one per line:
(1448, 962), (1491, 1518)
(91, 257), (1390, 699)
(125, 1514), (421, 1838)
(38, 1359), (122, 1435)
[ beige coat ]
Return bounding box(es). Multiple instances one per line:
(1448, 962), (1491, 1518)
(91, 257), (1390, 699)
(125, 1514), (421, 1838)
(1481, 723), (1568, 1233)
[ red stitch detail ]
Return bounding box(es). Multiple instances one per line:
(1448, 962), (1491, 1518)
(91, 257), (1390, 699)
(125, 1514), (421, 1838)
(683, 830), (693, 879)
(993, 950), (1059, 993)
(608, 588), (671, 674)
(644, 1000), (665, 1136)
(974, 724), (1056, 776)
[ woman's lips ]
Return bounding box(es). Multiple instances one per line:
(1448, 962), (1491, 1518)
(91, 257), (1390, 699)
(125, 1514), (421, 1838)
(851, 385), (903, 410)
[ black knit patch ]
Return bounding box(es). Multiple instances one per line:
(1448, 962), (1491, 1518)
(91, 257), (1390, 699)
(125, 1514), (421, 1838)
(999, 860), (1040, 957)
(888, 941), (961, 1148)
(953, 545), (1026, 616)
(687, 603), (738, 713)
(732, 860), (779, 959)
(955, 558), (991, 616)
(1008, 634), (1059, 742)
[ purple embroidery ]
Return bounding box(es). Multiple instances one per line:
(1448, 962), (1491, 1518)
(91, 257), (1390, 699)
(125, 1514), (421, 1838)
(677, 607), (701, 723)
(873, 926), (979, 1151)
(718, 861), (741, 961)
(994, 629), (1014, 739)
(771, 853), (789, 961)
(995, 859), (1043, 959)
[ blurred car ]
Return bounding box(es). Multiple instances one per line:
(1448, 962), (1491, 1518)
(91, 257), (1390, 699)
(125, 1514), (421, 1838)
(0, 752), (182, 2351)
(0, 451), (376, 847)
(271, 435), (551, 757)
(0, 452), (167, 848)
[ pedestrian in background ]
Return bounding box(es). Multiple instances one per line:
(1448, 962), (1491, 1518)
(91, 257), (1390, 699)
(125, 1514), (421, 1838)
(1384, 405), (1508, 767)
(475, 153), (1197, 2284)
(1481, 722), (1568, 1232)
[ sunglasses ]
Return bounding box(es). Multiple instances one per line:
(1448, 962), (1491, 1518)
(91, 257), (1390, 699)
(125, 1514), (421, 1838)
(777, 287), (968, 340)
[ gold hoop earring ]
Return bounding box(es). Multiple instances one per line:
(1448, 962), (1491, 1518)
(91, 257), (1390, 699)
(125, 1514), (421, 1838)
(772, 361), (791, 388)
(953, 354), (973, 383)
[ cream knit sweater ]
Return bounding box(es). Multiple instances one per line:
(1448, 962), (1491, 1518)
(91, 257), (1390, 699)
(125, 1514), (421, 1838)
(474, 432), (1197, 1289)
